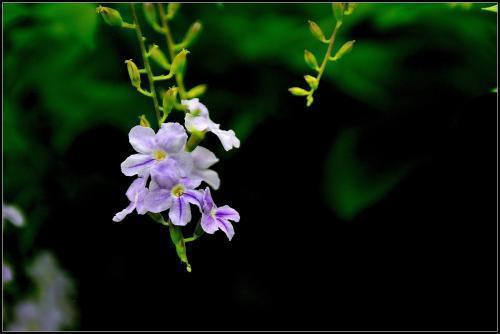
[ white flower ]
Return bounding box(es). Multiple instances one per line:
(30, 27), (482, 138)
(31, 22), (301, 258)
(182, 98), (240, 151)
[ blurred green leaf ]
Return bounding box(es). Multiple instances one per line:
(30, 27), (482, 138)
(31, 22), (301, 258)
(324, 128), (411, 220)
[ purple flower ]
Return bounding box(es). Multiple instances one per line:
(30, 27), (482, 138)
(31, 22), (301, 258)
(182, 98), (240, 151)
(2, 203), (24, 227)
(144, 159), (202, 226)
(200, 187), (240, 240)
(120, 122), (188, 177)
(112, 177), (148, 222)
(3, 261), (13, 284)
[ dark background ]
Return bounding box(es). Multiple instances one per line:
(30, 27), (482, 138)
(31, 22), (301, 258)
(3, 3), (497, 331)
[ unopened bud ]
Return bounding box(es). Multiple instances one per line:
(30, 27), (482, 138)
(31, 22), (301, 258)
(289, 87), (310, 96)
(167, 3), (181, 20)
(182, 21), (203, 48)
(148, 44), (170, 70)
(344, 3), (357, 15)
(308, 20), (327, 43)
(482, 4), (497, 13)
(304, 75), (318, 90)
(125, 59), (141, 89)
(162, 87), (178, 119)
(139, 114), (151, 128)
(186, 84), (207, 99)
(304, 49), (319, 71)
(332, 3), (344, 23)
(331, 40), (355, 61)
(171, 49), (189, 75)
(306, 94), (314, 107)
(96, 6), (123, 27)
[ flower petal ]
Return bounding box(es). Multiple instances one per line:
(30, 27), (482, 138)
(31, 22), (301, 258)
(180, 176), (202, 189)
(112, 202), (135, 222)
(201, 214), (218, 234)
(170, 151), (194, 177)
(125, 177), (147, 201)
(192, 169), (220, 190)
(215, 205), (240, 222)
(150, 159), (181, 189)
(191, 146), (219, 168)
(129, 125), (156, 154)
(216, 217), (235, 241)
(181, 98), (209, 116)
(202, 187), (215, 213)
(144, 189), (172, 213)
(155, 122), (187, 153)
(169, 197), (191, 226)
(121, 154), (154, 176)
(185, 114), (210, 132)
(210, 127), (240, 151)
(183, 189), (203, 208)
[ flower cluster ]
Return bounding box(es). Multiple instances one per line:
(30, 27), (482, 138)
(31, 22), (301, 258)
(113, 98), (240, 240)
(98, 4), (241, 271)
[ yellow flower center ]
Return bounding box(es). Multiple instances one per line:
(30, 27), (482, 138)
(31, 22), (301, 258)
(210, 208), (217, 218)
(171, 184), (185, 198)
(153, 149), (168, 161)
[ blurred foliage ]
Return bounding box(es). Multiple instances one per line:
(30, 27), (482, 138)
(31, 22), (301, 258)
(3, 2), (497, 238)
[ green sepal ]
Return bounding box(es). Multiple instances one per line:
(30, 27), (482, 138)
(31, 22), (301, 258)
(168, 224), (191, 272)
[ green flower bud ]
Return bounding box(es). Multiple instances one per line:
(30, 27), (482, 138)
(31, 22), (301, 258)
(306, 94), (314, 107)
(182, 21), (203, 48)
(186, 84), (207, 99)
(331, 40), (355, 61)
(482, 4), (497, 13)
(344, 3), (357, 15)
(171, 49), (189, 75)
(143, 3), (159, 27)
(162, 87), (178, 119)
(304, 49), (319, 71)
(96, 6), (123, 27)
(125, 59), (141, 89)
(304, 75), (318, 90)
(308, 20), (327, 43)
(289, 87), (310, 96)
(139, 114), (151, 128)
(148, 44), (170, 70)
(332, 3), (344, 23)
(167, 3), (181, 20)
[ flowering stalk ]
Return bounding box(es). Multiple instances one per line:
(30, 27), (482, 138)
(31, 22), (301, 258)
(289, 2), (357, 107)
(98, 3), (241, 272)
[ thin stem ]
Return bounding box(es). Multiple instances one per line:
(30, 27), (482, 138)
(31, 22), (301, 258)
(130, 3), (162, 127)
(157, 3), (187, 99)
(316, 21), (342, 84)
(184, 219), (205, 243)
(137, 87), (153, 97)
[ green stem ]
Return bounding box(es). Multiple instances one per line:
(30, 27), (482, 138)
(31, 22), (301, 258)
(185, 131), (205, 152)
(130, 3), (162, 127)
(184, 219), (205, 243)
(157, 3), (188, 100)
(316, 21), (342, 85)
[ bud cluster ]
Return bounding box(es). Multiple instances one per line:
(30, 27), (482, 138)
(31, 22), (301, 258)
(289, 2), (357, 107)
